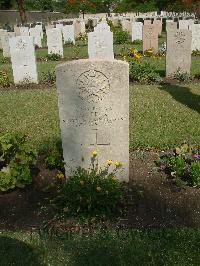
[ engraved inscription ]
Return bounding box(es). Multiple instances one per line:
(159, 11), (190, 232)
(174, 31), (186, 47)
(76, 70), (110, 103)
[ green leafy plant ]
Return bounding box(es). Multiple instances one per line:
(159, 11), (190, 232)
(173, 68), (191, 82)
(46, 53), (62, 61)
(132, 39), (142, 45)
(0, 70), (10, 87)
(129, 59), (162, 83)
(45, 153), (65, 171)
(0, 133), (37, 192)
(155, 144), (200, 187)
(52, 152), (125, 220)
(114, 28), (129, 44)
(192, 49), (200, 56)
(189, 162), (200, 186)
(41, 70), (56, 85)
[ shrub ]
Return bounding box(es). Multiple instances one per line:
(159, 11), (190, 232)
(52, 153), (125, 220)
(0, 133), (37, 192)
(155, 144), (200, 187)
(132, 39), (142, 45)
(41, 70), (56, 85)
(129, 59), (162, 83)
(173, 68), (191, 82)
(0, 70), (10, 87)
(46, 53), (62, 61)
(114, 28), (129, 44)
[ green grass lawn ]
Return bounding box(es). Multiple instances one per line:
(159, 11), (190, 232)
(1, 229), (200, 266)
(0, 84), (199, 151)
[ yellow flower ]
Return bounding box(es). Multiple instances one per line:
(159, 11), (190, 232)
(96, 186), (101, 192)
(115, 161), (122, 168)
(80, 180), (84, 186)
(112, 176), (117, 181)
(56, 172), (65, 180)
(134, 53), (142, 60)
(107, 159), (113, 166)
(92, 150), (97, 157)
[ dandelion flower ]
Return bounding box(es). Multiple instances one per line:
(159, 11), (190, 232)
(92, 150), (97, 157)
(107, 160), (113, 166)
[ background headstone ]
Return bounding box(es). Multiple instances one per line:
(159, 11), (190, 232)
(166, 29), (192, 77)
(143, 24), (158, 53)
(88, 22), (114, 60)
(29, 27), (42, 47)
(46, 28), (63, 57)
(190, 24), (200, 51)
(2, 32), (15, 57)
(19, 27), (29, 36)
(62, 25), (75, 44)
(132, 22), (143, 41)
(9, 36), (38, 84)
(56, 59), (129, 182)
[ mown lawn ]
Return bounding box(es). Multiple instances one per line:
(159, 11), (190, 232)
(0, 84), (199, 150)
(1, 229), (200, 266)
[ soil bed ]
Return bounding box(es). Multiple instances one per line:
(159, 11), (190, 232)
(1, 150), (200, 231)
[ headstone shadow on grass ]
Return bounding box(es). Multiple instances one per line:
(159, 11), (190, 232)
(0, 236), (42, 266)
(159, 84), (200, 114)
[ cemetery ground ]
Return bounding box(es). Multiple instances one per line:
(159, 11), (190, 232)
(0, 37), (200, 265)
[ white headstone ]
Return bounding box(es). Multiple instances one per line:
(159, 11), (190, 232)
(0, 29), (7, 49)
(88, 22), (114, 60)
(46, 28), (63, 57)
(2, 32), (16, 57)
(9, 36), (38, 84)
(19, 27), (29, 36)
(56, 59), (129, 182)
(179, 20), (190, 30)
(35, 24), (43, 39)
(190, 24), (200, 51)
(132, 22), (143, 41)
(62, 25), (75, 44)
(29, 28), (42, 48)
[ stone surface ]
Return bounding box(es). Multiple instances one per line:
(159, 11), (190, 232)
(144, 20), (152, 25)
(121, 20), (132, 33)
(179, 20), (191, 30)
(166, 21), (177, 31)
(143, 24), (158, 53)
(153, 19), (162, 35)
(62, 25), (75, 44)
(1, 32), (15, 57)
(46, 28), (63, 57)
(9, 36), (38, 84)
(132, 22), (143, 41)
(0, 29), (6, 49)
(88, 23), (114, 59)
(189, 24), (200, 51)
(74, 20), (81, 37)
(19, 27), (29, 36)
(56, 59), (129, 182)
(166, 29), (192, 77)
(29, 27), (42, 47)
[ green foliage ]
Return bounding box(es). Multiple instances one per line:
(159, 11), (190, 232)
(24, 0), (54, 11)
(45, 153), (64, 171)
(192, 49), (200, 56)
(173, 68), (191, 82)
(41, 70), (56, 85)
(0, 133), (37, 192)
(0, 70), (10, 87)
(132, 39), (142, 45)
(114, 28), (129, 44)
(156, 144), (200, 187)
(189, 162), (200, 186)
(53, 158), (124, 220)
(46, 53), (62, 61)
(129, 59), (162, 83)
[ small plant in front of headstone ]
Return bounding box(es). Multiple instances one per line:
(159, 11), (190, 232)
(41, 70), (56, 85)
(129, 59), (162, 83)
(159, 42), (166, 56)
(114, 28), (130, 44)
(46, 53), (62, 61)
(0, 70), (10, 88)
(76, 33), (87, 45)
(52, 151), (125, 221)
(0, 133), (37, 192)
(155, 144), (200, 187)
(132, 39), (142, 45)
(173, 68), (192, 82)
